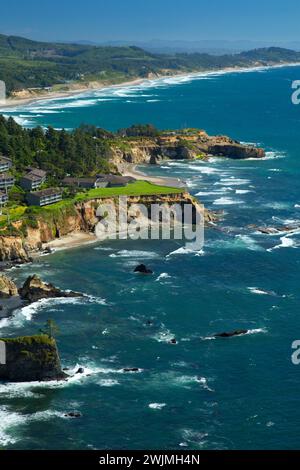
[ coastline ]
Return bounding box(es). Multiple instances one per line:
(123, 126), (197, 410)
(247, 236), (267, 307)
(2, 61), (300, 110)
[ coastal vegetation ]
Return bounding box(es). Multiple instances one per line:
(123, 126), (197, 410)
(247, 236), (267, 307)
(0, 34), (300, 94)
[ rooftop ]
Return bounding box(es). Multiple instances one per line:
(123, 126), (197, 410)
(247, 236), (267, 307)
(0, 173), (14, 180)
(26, 167), (47, 178)
(30, 188), (62, 198)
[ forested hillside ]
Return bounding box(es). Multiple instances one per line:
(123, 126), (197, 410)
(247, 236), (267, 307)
(0, 34), (300, 94)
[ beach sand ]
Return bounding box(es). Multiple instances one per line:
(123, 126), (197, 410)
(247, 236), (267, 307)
(123, 164), (186, 188)
(42, 231), (98, 253)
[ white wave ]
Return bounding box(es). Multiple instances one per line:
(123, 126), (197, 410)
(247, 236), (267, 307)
(155, 273), (171, 282)
(263, 151), (286, 160)
(175, 375), (213, 391)
(208, 234), (263, 252)
(167, 246), (205, 256)
(188, 165), (220, 175)
(246, 328), (267, 335)
(213, 197), (244, 205)
(195, 190), (228, 196)
(264, 202), (290, 210)
(216, 178), (251, 186)
(0, 406), (67, 446)
(152, 325), (176, 343)
(109, 249), (159, 259)
(97, 379), (120, 387)
(267, 235), (296, 251)
(146, 99), (160, 102)
(0, 295), (107, 329)
(235, 189), (252, 194)
(248, 287), (270, 295)
(148, 403), (166, 410)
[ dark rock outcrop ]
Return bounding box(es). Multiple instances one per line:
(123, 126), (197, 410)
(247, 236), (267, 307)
(214, 329), (248, 338)
(65, 411), (82, 419)
(19, 275), (83, 303)
(134, 264), (153, 275)
(0, 335), (67, 382)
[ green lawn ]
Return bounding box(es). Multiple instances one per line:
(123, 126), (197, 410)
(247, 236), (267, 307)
(0, 181), (184, 228)
(75, 181), (183, 201)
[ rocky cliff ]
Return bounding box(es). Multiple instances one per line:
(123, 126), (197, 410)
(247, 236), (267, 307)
(109, 130), (265, 168)
(0, 335), (66, 382)
(0, 192), (212, 263)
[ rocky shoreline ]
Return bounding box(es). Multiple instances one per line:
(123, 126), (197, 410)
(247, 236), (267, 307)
(0, 273), (83, 318)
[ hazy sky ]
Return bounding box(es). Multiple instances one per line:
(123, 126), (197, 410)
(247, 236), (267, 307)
(0, 0), (298, 42)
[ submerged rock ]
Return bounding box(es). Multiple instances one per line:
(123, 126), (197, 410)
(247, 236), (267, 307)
(19, 275), (83, 303)
(0, 335), (67, 382)
(134, 264), (153, 275)
(65, 411), (82, 418)
(214, 329), (248, 338)
(0, 274), (18, 298)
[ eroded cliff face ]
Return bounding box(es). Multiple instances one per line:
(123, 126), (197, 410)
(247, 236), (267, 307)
(110, 130), (265, 168)
(0, 193), (212, 263)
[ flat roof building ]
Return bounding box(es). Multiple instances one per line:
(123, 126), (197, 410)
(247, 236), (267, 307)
(26, 188), (62, 207)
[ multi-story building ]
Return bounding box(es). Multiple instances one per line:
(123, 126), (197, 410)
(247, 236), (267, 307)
(20, 168), (47, 191)
(0, 191), (8, 205)
(0, 173), (15, 191)
(26, 188), (62, 207)
(0, 157), (12, 173)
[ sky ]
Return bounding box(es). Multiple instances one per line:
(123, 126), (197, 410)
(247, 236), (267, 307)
(0, 0), (299, 43)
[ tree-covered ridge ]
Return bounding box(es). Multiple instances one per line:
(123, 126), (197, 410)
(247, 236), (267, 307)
(0, 33), (300, 93)
(0, 116), (114, 178)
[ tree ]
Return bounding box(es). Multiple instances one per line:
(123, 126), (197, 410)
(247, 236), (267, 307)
(40, 319), (60, 339)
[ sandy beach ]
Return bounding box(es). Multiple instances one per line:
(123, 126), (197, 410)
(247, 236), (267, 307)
(122, 164), (186, 188)
(42, 231), (98, 253)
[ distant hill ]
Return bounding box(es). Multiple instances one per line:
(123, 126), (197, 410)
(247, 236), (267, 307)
(0, 34), (300, 95)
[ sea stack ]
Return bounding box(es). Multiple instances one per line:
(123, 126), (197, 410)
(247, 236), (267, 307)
(0, 335), (67, 382)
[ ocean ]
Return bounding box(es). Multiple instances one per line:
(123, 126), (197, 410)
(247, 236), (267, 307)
(1, 65), (300, 450)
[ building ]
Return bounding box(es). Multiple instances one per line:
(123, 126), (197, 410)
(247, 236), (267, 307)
(0, 173), (15, 191)
(0, 157), (12, 173)
(62, 177), (100, 189)
(26, 188), (62, 207)
(0, 191), (8, 205)
(96, 174), (135, 188)
(20, 168), (47, 191)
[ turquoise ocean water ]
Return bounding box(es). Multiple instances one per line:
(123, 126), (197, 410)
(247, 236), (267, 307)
(1, 66), (300, 449)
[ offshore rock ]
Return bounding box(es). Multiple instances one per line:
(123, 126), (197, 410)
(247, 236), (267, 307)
(19, 275), (83, 303)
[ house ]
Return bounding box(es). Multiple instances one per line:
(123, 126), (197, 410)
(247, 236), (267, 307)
(0, 173), (15, 191)
(62, 177), (100, 189)
(0, 191), (8, 205)
(20, 168), (47, 191)
(26, 188), (62, 207)
(0, 157), (12, 173)
(96, 175), (135, 188)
